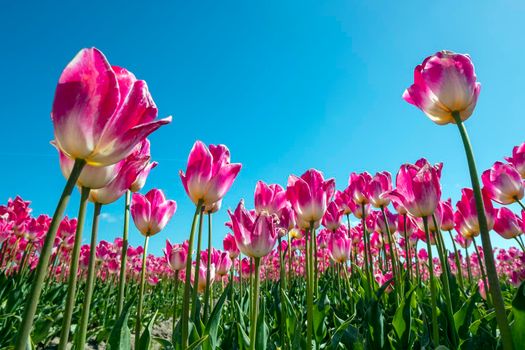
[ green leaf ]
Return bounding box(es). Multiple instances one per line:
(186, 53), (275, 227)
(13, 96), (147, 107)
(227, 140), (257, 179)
(393, 288), (415, 348)
(203, 283), (231, 349)
(453, 290), (479, 339)
(511, 280), (525, 349)
(107, 294), (136, 350)
(137, 311), (158, 350)
(255, 297), (268, 350)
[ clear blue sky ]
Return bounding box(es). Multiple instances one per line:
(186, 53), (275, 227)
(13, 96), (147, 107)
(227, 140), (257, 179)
(1, 1), (524, 255)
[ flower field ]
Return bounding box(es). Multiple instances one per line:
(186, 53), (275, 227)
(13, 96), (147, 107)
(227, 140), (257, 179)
(1, 48), (525, 350)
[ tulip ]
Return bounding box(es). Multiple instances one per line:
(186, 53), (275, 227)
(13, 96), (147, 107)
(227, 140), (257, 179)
(179, 141), (242, 206)
(334, 189), (353, 215)
(322, 201), (343, 232)
(254, 181), (287, 215)
(403, 50), (481, 125)
(494, 208), (522, 240)
(229, 200), (276, 350)
(505, 142), (525, 179)
(367, 171), (392, 208)
(286, 169), (335, 229)
(348, 172), (372, 205)
(439, 199), (455, 231)
(455, 188), (496, 239)
(52, 48), (171, 167)
(223, 233), (240, 259)
(216, 251), (233, 276)
(482, 162), (524, 205)
(164, 240), (188, 271)
(131, 189), (176, 349)
(328, 232), (351, 263)
(404, 51), (512, 349)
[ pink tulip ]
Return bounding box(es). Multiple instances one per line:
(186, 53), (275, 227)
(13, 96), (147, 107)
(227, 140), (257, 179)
(179, 141), (242, 206)
(129, 139), (158, 193)
(204, 200), (222, 214)
(454, 233), (472, 249)
(229, 200), (277, 258)
(375, 208), (397, 235)
(403, 50), (481, 125)
(223, 233), (240, 259)
(277, 206), (296, 232)
(334, 189), (353, 215)
(131, 189), (177, 236)
(439, 199), (455, 231)
(367, 171), (392, 208)
(254, 181), (287, 215)
(505, 142), (525, 179)
(454, 188), (496, 239)
(322, 201), (343, 231)
(348, 172), (372, 205)
(164, 240), (188, 271)
(387, 159), (442, 218)
(481, 162), (524, 205)
(216, 251), (233, 276)
(328, 232), (351, 263)
(493, 208), (522, 239)
(191, 263), (215, 293)
(51, 48), (171, 166)
(286, 169), (335, 229)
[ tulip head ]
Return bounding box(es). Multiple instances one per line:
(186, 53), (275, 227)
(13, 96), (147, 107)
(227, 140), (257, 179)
(403, 50), (481, 125)
(505, 142), (525, 179)
(348, 172), (372, 205)
(180, 141), (242, 206)
(454, 188), (496, 239)
(482, 161), (524, 205)
(164, 240), (188, 271)
(131, 189), (177, 236)
(387, 159), (442, 218)
(254, 181), (287, 215)
(367, 171), (392, 208)
(328, 232), (351, 263)
(229, 200), (277, 258)
(322, 201), (343, 231)
(51, 48), (171, 166)
(223, 233), (240, 259)
(493, 207), (522, 239)
(286, 169), (335, 229)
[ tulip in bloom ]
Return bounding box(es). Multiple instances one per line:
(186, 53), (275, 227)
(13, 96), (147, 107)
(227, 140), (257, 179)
(131, 189), (177, 236)
(387, 159), (442, 218)
(164, 240), (188, 271)
(322, 201), (343, 231)
(229, 200), (277, 258)
(493, 208), (522, 239)
(403, 50), (481, 125)
(348, 172), (372, 205)
(180, 141), (242, 206)
(216, 251), (233, 276)
(223, 233), (240, 259)
(439, 199), (455, 231)
(454, 188), (496, 239)
(505, 142), (525, 179)
(286, 169), (335, 229)
(254, 181), (287, 215)
(367, 171), (392, 208)
(481, 162), (524, 205)
(52, 47), (171, 166)
(328, 232), (351, 263)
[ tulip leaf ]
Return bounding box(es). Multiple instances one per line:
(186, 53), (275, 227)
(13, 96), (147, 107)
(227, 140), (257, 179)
(137, 310), (158, 350)
(453, 290), (479, 339)
(255, 297), (268, 350)
(107, 294), (136, 350)
(204, 283), (231, 349)
(393, 288), (415, 347)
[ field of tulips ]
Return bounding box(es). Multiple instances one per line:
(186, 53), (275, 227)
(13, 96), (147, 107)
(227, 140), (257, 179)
(2, 47), (525, 350)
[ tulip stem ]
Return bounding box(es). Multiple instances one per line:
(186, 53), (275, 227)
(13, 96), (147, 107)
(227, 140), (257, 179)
(172, 270), (180, 339)
(361, 204), (373, 297)
(191, 208), (205, 321)
(135, 234), (150, 349)
(380, 206), (400, 298)
(15, 159), (86, 350)
(181, 201), (203, 350)
(58, 186), (90, 350)
(465, 247), (473, 284)
(305, 223), (314, 349)
(403, 214), (412, 281)
(516, 198), (525, 211)
(515, 237), (525, 253)
(117, 190), (131, 317)
(249, 257), (261, 350)
(203, 212), (213, 323)
(472, 238), (490, 304)
(448, 230), (465, 290)
(453, 112), (513, 350)
(422, 216), (439, 346)
(75, 202), (102, 349)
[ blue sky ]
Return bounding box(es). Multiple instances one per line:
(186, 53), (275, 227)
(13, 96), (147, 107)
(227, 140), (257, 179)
(1, 1), (524, 255)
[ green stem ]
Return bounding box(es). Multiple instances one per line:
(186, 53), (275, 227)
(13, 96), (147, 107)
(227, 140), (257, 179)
(135, 235), (150, 349)
(422, 216), (439, 346)
(432, 215), (458, 348)
(203, 213), (213, 323)
(380, 206), (400, 298)
(191, 208), (205, 321)
(116, 190), (131, 317)
(516, 198), (525, 211)
(361, 204), (373, 297)
(58, 186), (90, 350)
(465, 247), (473, 284)
(305, 224), (314, 349)
(515, 237), (525, 254)
(312, 225), (318, 297)
(15, 159), (85, 350)
(472, 238), (490, 304)
(249, 257), (261, 350)
(448, 230), (465, 290)
(75, 202), (102, 349)
(453, 112), (513, 350)
(403, 214), (412, 281)
(172, 270), (180, 339)
(180, 202), (203, 349)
